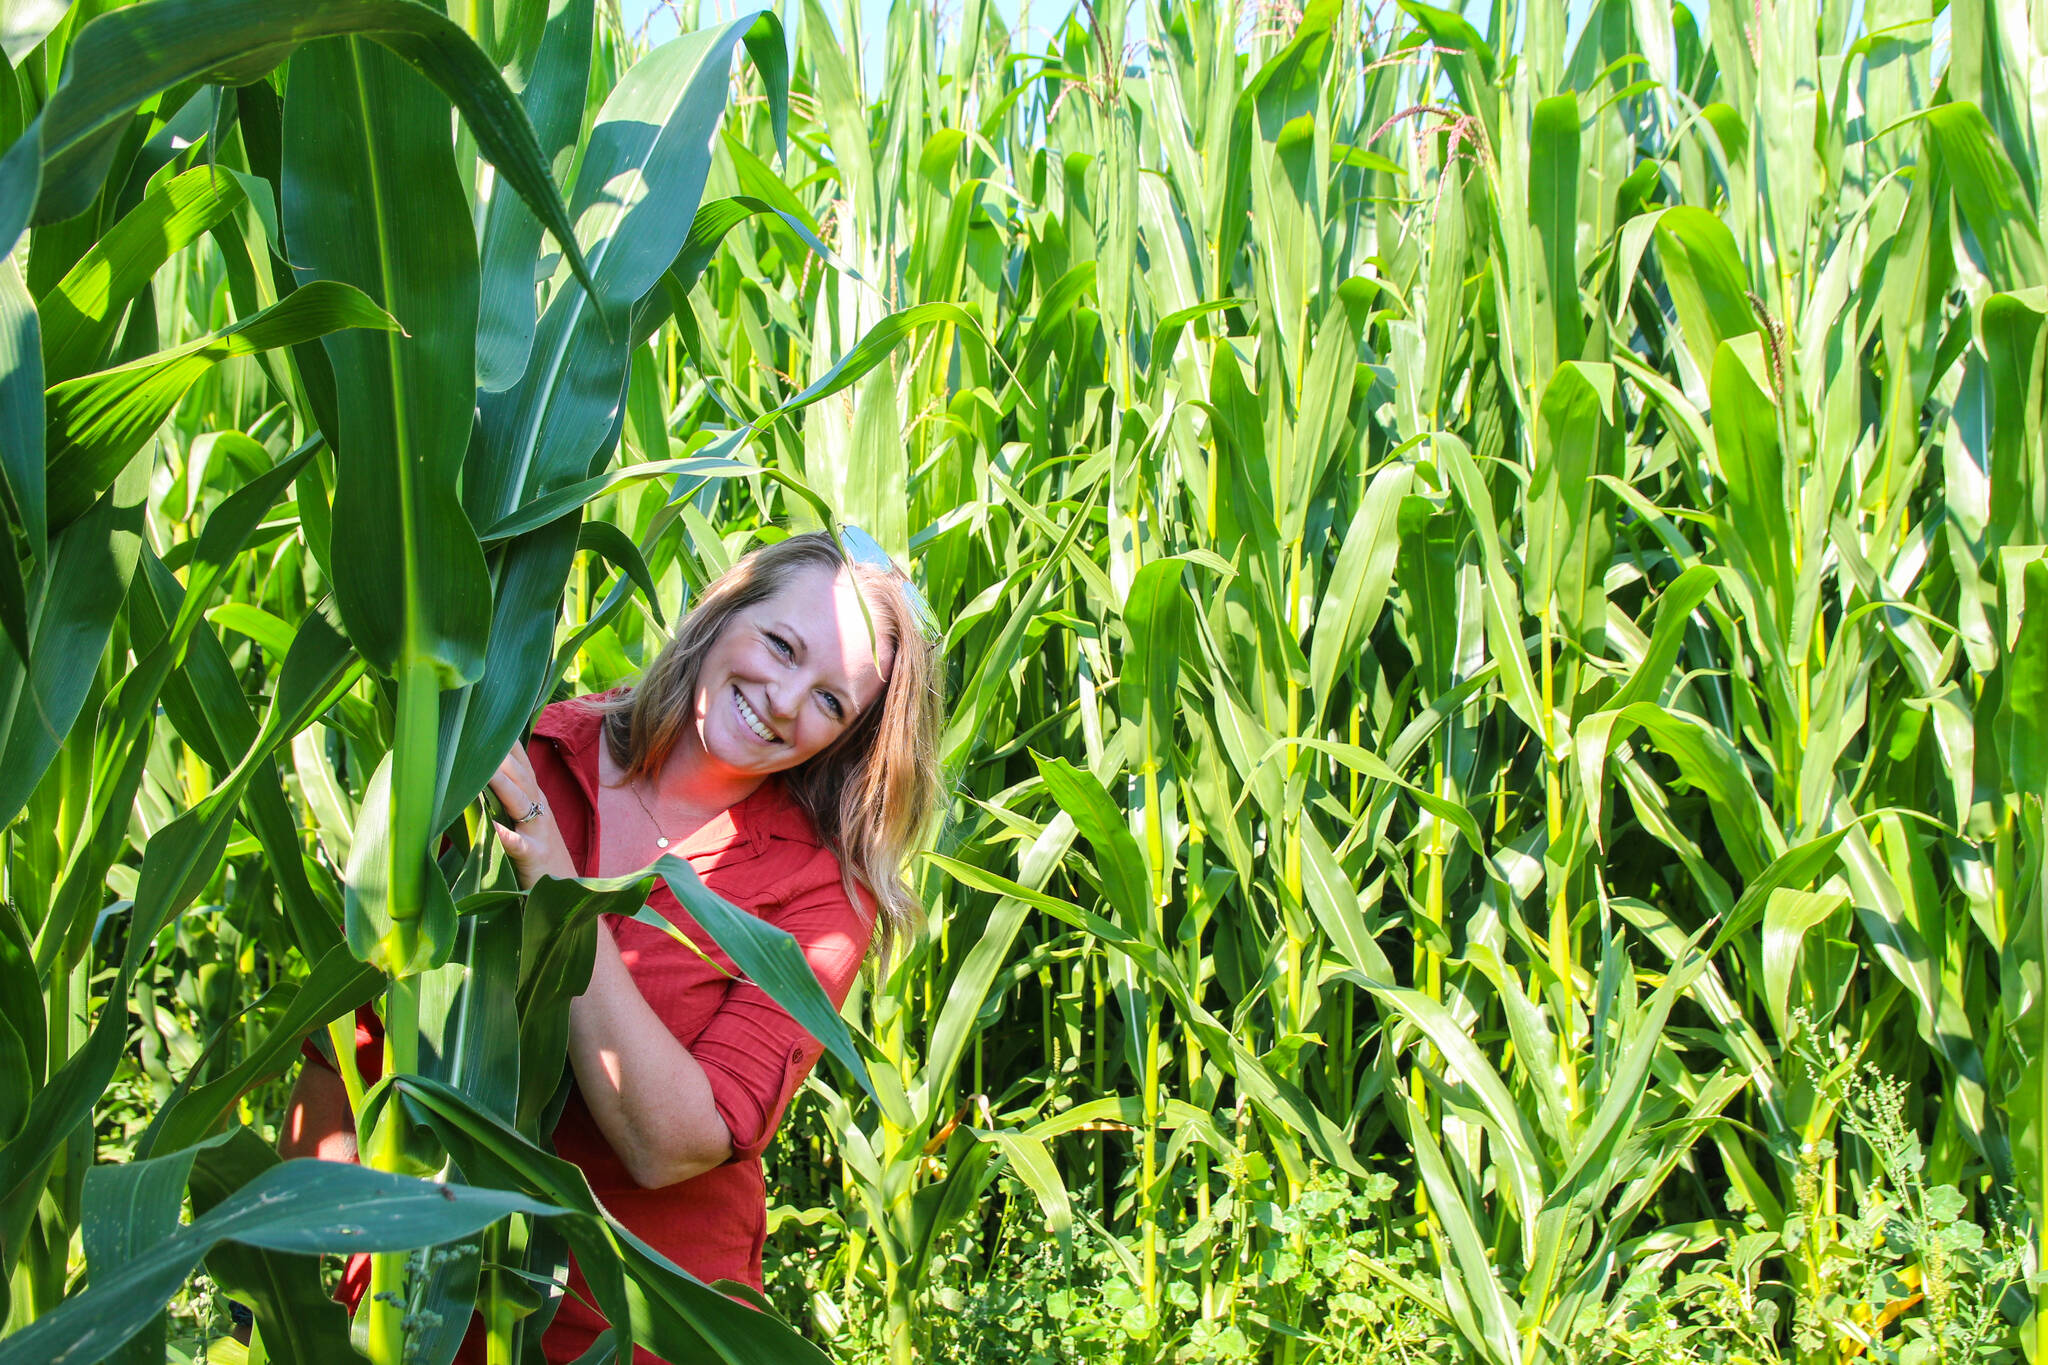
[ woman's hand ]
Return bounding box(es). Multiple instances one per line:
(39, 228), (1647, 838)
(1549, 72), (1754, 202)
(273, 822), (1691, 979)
(489, 745), (577, 888)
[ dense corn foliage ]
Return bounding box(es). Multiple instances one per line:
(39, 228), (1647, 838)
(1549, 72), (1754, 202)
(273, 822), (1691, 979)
(0, 0), (2041, 1362)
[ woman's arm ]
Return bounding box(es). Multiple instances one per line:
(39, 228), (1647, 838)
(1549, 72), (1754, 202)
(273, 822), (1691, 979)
(567, 921), (734, 1188)
(278, 1063), (359, 1163)
(488, 745), (733, 1189)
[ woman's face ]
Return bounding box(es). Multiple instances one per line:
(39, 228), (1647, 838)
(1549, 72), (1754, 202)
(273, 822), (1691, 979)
(685, 563), (894, 781)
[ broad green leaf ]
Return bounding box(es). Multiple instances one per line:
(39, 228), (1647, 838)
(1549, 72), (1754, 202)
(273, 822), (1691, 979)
(477, 452), (758, 543)
(1298, 819), (1391, 976)
(1709, 335), (1793, 651)
(0, 0), (598, 296)
(1309, 461), (1410, 721)
(1018, 262), (1097, 376)
(1032, 752), (1151, 927)
(1523, 361), (1617, 648)
(1395, 1098), (1520, 1365)
(1217, 0), (1342, 303)
(205, 601), (298, 661)
(1395, 494), (1459, 694)
(1922, 100), (2048, 287)
(43, 281), (395, 530)
(0, 455), (143, 832)
(0, 259), (41, 569)
(2000, 555), (2048, 796)
(1351, 977), (1546, 1237)
(514, 876), (652, 1134)
(1979, 290), (2047, 551)
(1281, 305), (1359, 545)
(1577, 701), (1775, 877)
(287, 35), (492, 975)
(468, 10), (790, 525)
(39, 163), (247, 383)
(974, 1128), (1071, 1237)
(1608, 564), (1719, 712)
(416, 901), (525, 1136)
(1654, 205), (1757, 384)
(283, 43), (488, 688)
(476, 0), (594, 392)
(81, 1145), (200, 1365)
(0, 1160), (560, 1365)
(577, 520), (666, 625)
(662, 195), (848, 313)
(1251, 736), (1485, 853)
(758, 302), (990, 436)
(1121, 555), (1188, 786)
(626, 849), (879, 1105)
(345, 749), (464, 976)
(1761, 888), (1849, 1036)
(1528, 93), (1584, 376)
(1437, 436), (1546, 736)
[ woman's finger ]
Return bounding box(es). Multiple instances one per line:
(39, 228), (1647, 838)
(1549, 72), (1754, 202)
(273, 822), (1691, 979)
(485, 773), (528, 820)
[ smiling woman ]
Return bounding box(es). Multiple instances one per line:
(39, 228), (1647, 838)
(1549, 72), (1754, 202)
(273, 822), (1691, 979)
(281, 530), (945, 1364)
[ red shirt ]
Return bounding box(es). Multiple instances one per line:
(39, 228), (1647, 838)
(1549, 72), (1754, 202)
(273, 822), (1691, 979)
(317, 694), (875, 1363)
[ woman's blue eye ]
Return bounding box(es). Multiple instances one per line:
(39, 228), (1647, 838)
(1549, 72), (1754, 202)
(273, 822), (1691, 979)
(766, 632), (792, 657)
(821, 692), (844, 721)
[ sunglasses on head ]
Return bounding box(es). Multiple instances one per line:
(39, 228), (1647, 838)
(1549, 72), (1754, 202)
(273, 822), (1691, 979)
(837, 523), (940, 643)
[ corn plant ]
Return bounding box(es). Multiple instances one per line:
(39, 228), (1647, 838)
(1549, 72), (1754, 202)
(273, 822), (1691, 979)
(673, 0), (2044, 1359)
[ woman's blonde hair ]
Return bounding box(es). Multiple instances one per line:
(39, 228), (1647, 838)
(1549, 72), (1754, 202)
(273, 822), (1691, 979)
(596, 531), (943, 956)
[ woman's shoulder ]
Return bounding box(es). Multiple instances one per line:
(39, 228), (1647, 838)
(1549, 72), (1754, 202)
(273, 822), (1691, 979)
(532, 689), (623, 749)
(742, 781), (830, 873)
(739, 783), (869, 910)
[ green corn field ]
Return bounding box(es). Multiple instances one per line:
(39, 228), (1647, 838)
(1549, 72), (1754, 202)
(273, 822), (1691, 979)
(0, 0), (2040, 1361)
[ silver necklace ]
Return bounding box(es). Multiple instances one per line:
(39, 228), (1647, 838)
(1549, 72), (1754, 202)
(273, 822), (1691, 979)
(625, 777), (676, 849)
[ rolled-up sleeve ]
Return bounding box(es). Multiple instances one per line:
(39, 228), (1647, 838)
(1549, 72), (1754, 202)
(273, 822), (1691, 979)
(686, 874), (873, 1162)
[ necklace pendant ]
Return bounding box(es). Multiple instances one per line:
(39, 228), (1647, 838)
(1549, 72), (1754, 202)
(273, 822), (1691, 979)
(656, 836), (670, 849)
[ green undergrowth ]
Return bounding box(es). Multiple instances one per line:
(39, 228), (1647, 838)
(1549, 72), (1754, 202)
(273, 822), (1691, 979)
(759, 1064), (2027, 1364)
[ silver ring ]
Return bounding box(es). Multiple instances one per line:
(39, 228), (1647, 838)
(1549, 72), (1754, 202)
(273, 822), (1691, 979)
(515, 800), (543, 824)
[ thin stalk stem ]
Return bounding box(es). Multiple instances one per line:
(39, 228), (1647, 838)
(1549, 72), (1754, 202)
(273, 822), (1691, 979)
(2031, 801), (2047, 1359)
(1539, 606), (1580, 1118)
(367, 975), (420, 1365)
(483, 1222), (514, 1365)
(366, 656), (436, 1365)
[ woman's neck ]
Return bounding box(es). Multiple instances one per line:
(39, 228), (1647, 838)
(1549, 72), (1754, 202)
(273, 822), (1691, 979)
(648, 733), (766, 820)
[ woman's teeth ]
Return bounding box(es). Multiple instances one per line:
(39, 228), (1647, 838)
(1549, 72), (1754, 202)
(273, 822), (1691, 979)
(734, 687), (780, 742)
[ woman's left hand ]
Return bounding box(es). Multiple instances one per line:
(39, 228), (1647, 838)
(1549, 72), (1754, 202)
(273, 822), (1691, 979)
(489, 745), (577, 888)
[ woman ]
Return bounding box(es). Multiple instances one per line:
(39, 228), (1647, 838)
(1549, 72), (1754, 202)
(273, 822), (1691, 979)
(280, 530), (943, 1362)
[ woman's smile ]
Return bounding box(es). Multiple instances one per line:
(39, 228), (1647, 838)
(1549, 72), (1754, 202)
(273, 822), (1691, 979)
(732, 685), (783, 744)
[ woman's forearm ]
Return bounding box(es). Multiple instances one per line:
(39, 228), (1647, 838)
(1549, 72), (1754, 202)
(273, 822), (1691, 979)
(278, 1064), (360, 1163)
(567, 921), (734, 1188)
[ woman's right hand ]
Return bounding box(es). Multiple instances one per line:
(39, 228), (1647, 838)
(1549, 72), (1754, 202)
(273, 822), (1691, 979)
(488, 745), (577, 888)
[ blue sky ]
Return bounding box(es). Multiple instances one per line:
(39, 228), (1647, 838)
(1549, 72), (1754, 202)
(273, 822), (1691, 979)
(620, 0), (1691, 83)
(618, 0), (1931, 102)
